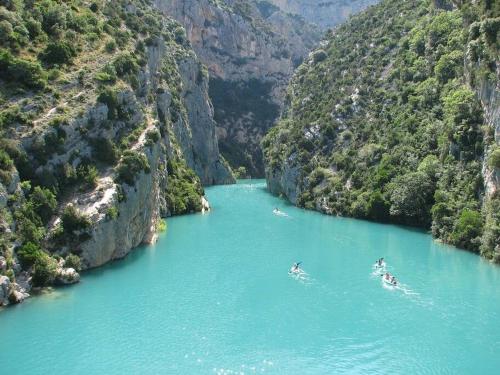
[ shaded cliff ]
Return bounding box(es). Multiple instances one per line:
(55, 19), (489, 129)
(0, 0), (233, 305)
(154, 0), (322, 176)
(268, 0), (379, 29)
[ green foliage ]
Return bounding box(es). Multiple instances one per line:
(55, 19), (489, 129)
(95, 63), (117, 83)
(451, 209), (483, 250)
(488, 147), (500, 168)
(0, 0), (212, 288)
(97, 88), (119, 120)
(113, 53), (138, 77)
(389, 172), (434, 226)
(105, 39), (116, 53)
(65, 253), (81, 271)
(29, 186), (57, 224)
(263, 0), (493, 253)
(106, 206), (119, 220)
(165, 158), (203, 215)
(14, 200), (46, 243)
(61, 205), (90, 235)
(91, 137), (119, 164)
(40, 41), (77, 65)
(16, 242), (42, 268)
(32, 253), (57, 287)
(481, 193), (500, 261)
(76, 164), (98, 190)
(0, 49), (46, 89)
(115, 150), (150, 185)
(234, 166), (247, 179)
(145, 129), (160, 145)
(0, 149), (13, 170)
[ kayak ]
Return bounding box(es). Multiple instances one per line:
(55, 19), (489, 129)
(382, 276), (397, 286)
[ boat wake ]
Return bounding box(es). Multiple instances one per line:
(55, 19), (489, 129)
(289, 269), (313, 284)
(273, 209), (290, 218)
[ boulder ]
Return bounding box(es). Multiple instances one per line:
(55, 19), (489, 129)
(56, 267), (80, 284)
(8, 290), (26, 304)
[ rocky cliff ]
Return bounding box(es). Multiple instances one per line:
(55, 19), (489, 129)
(153, 0), (322, 176)
(268, 0), (379, 29)
(0, 0), (233, 306)
(263, 0), (499, 259)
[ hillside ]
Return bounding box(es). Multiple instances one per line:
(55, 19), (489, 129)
(0, 0), (233, 305)
(263, 0), (499, 259)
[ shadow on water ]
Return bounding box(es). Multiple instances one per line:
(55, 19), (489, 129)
(83, 242), (152, 280)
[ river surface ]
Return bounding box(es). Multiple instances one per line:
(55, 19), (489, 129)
(1, 180), (500, 374)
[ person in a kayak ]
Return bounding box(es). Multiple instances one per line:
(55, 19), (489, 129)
(291, 262), (301, 273)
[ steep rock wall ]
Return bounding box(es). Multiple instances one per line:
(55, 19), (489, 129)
(0, 1), (232, 304)
(153, 0), (321, 176)
(268, 0), (379, 29)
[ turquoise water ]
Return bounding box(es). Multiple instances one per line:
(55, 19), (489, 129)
(1, 180), (500, 374)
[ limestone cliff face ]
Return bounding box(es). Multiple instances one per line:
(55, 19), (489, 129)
(153, 0), (321, 176)
(0, 2), (233, 304)
(268, 0), (379, 29)
(176, 56), (234, 185)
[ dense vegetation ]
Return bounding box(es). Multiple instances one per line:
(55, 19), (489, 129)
(263, 0), (499, 258)
(0, 0), (209, 287)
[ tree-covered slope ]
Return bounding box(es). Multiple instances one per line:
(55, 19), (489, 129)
(263, 0), (499, 258)
(0, 0), (233, 303)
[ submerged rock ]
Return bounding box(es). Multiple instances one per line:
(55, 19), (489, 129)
(201, 196), (211, 213)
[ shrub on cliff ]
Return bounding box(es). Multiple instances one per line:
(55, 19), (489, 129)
(115, 151), (150, 186)
(488, 148), (500, 169)
(97, 88), (119, 120)
(0, 49), (46, 89)
(32, 254), (58, 286)
(91, 137), (119, 164)
(16, 242), (42, 268)
(65, 253), (81, 271)
(29, 186), (57, 224)
(61, 205), (91, 234)
(165, 159), (203, 215)
(40, 41), (77, 65)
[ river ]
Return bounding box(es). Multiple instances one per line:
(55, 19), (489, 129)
(1, 180), (499, 374)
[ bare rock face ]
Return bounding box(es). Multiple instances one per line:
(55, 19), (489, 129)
(176, 55), (234, 185)
(56, 268), (80, 285)
(266, 154), (301, 205)
(268, 0), (379, 29)
(153, 0), (321, 176)
(0, 276), (10, 306)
